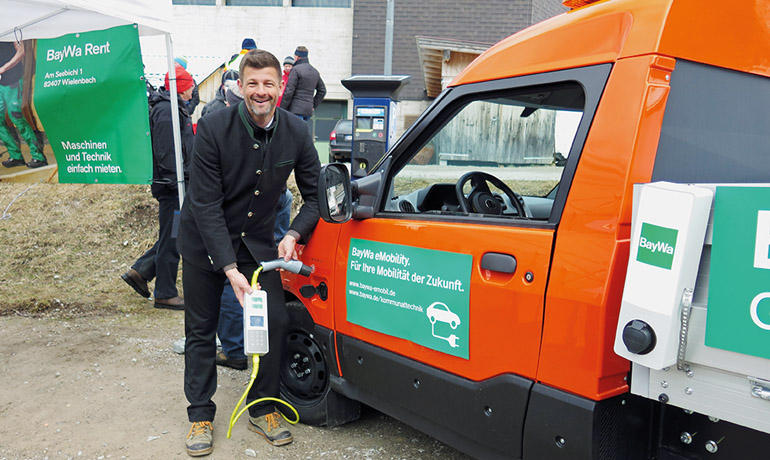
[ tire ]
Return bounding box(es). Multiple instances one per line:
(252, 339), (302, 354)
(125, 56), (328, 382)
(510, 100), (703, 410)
(279, 300), (332, 426)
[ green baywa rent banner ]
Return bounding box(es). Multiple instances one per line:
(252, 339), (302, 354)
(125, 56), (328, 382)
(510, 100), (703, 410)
(34, 24), (151, 184)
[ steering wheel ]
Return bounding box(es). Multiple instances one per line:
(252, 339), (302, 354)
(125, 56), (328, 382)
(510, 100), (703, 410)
(455, 171), (527, 217)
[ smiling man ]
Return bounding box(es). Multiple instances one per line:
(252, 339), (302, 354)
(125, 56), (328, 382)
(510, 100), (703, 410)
(176, 49), (321, 457)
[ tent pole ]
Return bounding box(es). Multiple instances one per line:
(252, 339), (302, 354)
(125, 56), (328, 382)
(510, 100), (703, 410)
(165, 32), (185, 208)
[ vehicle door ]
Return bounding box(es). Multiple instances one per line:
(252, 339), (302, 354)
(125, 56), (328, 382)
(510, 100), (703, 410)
(334, 66), (608, 380)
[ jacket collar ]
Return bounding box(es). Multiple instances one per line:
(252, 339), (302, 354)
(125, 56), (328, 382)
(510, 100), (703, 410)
(237, 102), (278, 142)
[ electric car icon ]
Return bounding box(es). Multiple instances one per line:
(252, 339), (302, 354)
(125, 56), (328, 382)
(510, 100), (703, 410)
(426, 302), (461, 329)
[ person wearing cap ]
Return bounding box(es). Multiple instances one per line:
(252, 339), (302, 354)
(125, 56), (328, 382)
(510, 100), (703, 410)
(276, 55), (294, 106)
(279, 46), (326, 123)
(173, 56), (200, 115)
(177, 49), (320, 456)
(201, 69), (239, 118)
(121, 63), (195, 311)
(224, 79), (244, 107)
(225, 38), (257, 72)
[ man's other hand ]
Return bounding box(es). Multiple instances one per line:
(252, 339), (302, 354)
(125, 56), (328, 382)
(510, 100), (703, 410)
(277, 233), (298, 261)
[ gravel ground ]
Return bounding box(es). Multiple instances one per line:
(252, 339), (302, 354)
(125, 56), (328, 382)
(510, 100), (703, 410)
(0, 308), (472, 460)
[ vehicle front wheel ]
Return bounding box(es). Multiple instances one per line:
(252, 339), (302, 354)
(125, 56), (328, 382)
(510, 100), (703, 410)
(279, 300), (360, 426)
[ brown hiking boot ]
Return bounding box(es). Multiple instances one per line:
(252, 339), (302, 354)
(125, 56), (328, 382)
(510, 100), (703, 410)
(248, 411), (293, 446)
(185, 421), (213, 457)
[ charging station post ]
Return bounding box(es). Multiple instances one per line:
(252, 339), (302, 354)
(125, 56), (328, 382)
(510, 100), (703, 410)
(341, 75), (410, 178)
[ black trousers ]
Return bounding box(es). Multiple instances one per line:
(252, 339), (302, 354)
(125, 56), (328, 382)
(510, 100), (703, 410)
(132, 192), (180, 299)
(183, 259), (289, 422)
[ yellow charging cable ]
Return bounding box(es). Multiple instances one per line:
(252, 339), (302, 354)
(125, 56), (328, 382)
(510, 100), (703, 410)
(227, 266), (299, 439)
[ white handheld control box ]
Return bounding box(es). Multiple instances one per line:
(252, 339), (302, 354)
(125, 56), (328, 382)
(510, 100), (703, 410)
(243, 290), (269, 355)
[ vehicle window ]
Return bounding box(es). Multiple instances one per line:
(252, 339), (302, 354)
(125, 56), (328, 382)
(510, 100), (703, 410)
(384, 82), (584, 221)
(652, 59), (770, 183)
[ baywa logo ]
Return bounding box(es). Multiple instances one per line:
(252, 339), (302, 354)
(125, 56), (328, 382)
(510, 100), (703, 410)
(637, 222), (678, 270)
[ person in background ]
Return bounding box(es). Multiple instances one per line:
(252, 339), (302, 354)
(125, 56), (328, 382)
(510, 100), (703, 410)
(174, 56), (200, 115)
(279, 46), (325, 123)
(224, 79), (243, 107)
(0, 40), (47, 169)
(225, 38), (257, 72)
(201, 69), (239, 118)
(276, 55), (293, 106)
(121, 63), (195, 311)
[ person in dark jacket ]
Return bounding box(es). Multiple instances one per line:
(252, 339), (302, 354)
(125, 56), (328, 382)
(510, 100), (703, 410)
(279, 46), (325, 122)
(201, 69), (239, 118)
(212, 76), (296, 373)
(178, 49), (320, 457)
(121, 63), (195, 310)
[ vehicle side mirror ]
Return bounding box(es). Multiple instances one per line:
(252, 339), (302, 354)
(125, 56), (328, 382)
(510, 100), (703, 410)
(317, 163), (352, 224)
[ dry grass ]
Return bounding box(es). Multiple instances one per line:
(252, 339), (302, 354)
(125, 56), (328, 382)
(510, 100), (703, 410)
(0, 179), (304, 318)
(0, 183), (158, 316)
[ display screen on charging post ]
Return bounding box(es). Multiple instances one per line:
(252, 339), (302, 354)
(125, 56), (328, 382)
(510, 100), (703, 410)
(356, 117), (372, 130)
(354, 106), (387, 140)
(356, 107), (385, 117)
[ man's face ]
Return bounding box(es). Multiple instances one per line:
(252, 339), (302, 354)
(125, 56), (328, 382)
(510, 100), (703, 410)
(238, 65), (283, 127)
(283, 64), (293, 74)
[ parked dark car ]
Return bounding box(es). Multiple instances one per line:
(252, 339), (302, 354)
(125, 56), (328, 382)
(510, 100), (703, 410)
(329, 119), (352, 163)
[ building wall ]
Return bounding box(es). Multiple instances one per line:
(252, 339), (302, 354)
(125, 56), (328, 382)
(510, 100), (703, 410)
(140, 4), (353, 109)
(352, 0), (567, 102)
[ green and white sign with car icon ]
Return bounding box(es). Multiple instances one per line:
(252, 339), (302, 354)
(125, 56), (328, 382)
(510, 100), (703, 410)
(346, 238), (472, 359)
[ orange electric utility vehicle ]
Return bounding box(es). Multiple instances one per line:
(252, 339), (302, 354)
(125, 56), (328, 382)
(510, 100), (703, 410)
(277, 0), (770, 458)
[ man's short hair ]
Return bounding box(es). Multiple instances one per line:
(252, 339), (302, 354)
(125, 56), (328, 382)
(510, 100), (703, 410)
(239, 49), (281, 79)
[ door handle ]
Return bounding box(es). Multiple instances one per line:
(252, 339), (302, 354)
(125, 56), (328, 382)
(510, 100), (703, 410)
(480, 252), (517, 274)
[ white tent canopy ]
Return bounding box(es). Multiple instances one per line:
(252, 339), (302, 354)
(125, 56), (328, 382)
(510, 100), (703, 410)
(0, 0), (171, 41)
